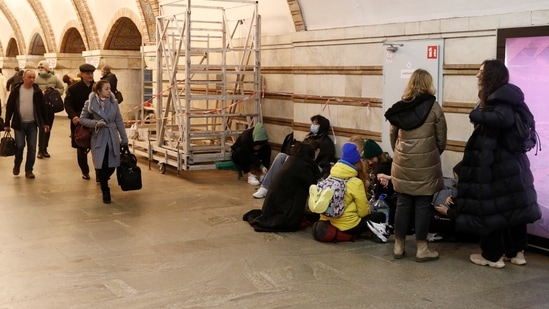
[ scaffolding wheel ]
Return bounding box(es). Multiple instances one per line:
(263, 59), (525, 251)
(158, 163), (166, 174)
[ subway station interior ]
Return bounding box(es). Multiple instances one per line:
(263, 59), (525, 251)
(1, 0), (549, 307)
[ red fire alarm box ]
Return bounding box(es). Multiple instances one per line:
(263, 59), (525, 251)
(427, 46), (438, 59)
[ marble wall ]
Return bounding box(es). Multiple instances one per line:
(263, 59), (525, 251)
(260, 8), (549, 176)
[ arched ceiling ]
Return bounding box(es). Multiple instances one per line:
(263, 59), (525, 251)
(1, 0), (549, 58)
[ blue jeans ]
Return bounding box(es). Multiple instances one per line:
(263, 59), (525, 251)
(14, 121), (38, 173)
(261, 153), (288, 189)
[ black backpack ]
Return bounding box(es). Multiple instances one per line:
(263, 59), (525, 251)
(502, 103), (541, 155)
(44, 87), (64, 113)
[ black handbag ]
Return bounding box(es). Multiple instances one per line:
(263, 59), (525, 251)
(114, 91), (124, 103)
(117, 146), (142, 191)
(0, 131), (17, 156)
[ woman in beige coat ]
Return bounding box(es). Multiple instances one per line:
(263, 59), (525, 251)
(384, 69), (447, 262)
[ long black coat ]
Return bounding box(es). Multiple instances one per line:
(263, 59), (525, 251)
(453, 84), (541, 235)
(245, 144), (320, 232)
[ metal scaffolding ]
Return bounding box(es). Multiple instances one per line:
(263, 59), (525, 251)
(131, 0), (261, 173)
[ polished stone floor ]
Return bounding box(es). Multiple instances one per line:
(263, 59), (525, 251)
(1, 116), (549, 308)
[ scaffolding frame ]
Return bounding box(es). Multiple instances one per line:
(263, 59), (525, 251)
(132, 0), (261, 173)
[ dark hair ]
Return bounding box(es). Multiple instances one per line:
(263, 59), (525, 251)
(93, 80), (110, 93)
(291, 141), (316, 161)
(310, 114), (330, 135)
(478, 59), (509, 108)
(62, 74), (71, 84)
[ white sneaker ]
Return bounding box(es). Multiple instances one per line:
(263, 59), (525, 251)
(253, 186), (268, 199)
(470, 254), (505, 269)
(427, 233), (443, 242)
(247, 174), (260, 186)
(367, 221), (388, 243)
(504, 251), (527, 266)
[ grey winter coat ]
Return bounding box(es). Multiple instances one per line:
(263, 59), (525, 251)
(385, 93), (447, 196)
(79, 92), (128, 169)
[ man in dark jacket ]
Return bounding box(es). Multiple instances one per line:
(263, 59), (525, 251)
(64, 63), (95, 180)
(6, 67), (23, 91)
(4, 70), (50, 178)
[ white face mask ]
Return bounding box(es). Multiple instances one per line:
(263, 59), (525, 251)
(310, 124), (319, 134)
(39, 70), (48, 75)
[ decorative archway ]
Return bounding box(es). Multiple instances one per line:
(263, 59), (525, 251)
(103, 17), (141, 51)
(6, 38), (19, 57)
(60, 27), (86, 53)
(29, 33), (46, 55)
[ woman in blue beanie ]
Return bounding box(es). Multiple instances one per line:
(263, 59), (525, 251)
(311, 143), (388, 242)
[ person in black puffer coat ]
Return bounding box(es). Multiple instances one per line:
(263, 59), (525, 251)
(435, 59), (541, 268)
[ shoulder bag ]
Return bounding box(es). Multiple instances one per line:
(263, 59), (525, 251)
(0, 131), (17, 156)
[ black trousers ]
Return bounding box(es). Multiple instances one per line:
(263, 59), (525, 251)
(96, 146), (115, 192)
(77, 147), (89, 175)
(480, 224), (528, 262)
(38, 114), (54, 151)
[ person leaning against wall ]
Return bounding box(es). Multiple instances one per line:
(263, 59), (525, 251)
(34, 60), (64, 159)
(434, 59), (541, 269)
(384, 68), (447, 262)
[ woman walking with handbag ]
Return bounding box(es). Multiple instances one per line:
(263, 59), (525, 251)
(79, 80), (128, 204)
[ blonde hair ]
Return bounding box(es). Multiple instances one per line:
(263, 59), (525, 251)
(401, 69), (435, 101)
(348, 135), (365, 155)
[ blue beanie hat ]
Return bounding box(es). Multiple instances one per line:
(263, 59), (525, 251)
(341, 143), (361, 165)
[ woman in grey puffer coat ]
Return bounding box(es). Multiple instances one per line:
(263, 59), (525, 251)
(79, 80), (128, 204)
(385, 68), (447, 262)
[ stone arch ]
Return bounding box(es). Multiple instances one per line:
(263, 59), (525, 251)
(27, 0), (56, 52)
(29, 32), (46, 55)
(70, 0), (100, 50)
(103, 11), (142, 51)
(6, 38), (19, 57)
(0, 2), (26, 54)
(135, 0), (159, 44)
(60, 27), (87, 53)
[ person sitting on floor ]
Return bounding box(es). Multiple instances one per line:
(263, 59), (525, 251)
(304, 114), (336, 178)
(231, 123), (271, 186)
(251, 115), (335, 198)
(252, 140), (320, 199)
(243, 141), (321, 232)
(310, 143), (389, 243)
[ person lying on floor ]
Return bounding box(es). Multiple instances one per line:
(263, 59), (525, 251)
(243, 141), (321, 232)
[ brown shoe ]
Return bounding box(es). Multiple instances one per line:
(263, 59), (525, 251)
(13, 165), (20, 176)
(37, 151), (44, 159)
(25, 172), (35, 179)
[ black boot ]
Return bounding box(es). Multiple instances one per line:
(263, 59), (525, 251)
(43, 148), (50, 158)
(37, 150), (44, 159)
(102, 188), (111, 204)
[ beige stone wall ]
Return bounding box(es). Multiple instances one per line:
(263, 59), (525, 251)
(260, 8), (549, 176)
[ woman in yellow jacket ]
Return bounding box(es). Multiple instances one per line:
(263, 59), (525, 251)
(316, 143), (388, 242)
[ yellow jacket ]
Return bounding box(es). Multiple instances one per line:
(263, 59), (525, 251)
(320, 161), (369, 231)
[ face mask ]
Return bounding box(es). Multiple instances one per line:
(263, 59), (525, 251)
(39, 70), (48, 75)
(310, 124), (319, 134)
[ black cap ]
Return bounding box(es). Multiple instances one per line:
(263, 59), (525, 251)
(79, 64), (96, 73)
